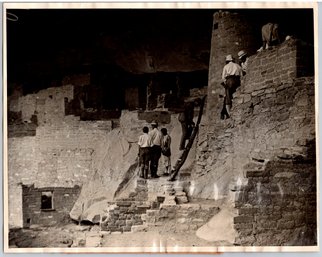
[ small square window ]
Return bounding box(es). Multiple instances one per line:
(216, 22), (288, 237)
(41, 191), (53, 210)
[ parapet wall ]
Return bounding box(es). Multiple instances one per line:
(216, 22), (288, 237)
(243, 38), (314, 93)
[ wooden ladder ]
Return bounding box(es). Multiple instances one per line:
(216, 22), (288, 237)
(169, 95), (206, 181)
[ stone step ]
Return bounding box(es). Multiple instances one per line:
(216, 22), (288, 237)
(146, 209), (159, 216)
(176, 195), (189, 204)
(243, 159), (268, 171)
(131, 224), (148, 233)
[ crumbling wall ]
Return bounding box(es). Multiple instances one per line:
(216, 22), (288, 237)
(8, 81), (198, 228)
(8, 85), (112, 228)
(194, 32), (315, 245)
(198, 15), (314, 200)
(8, 136), (37, 227)
(8, 85), (74, 125)
(194, 38), (315, 199)
(234, 159), (317, 246)
(98, 179), (218, 234)
(22, 185), (81, 228)
(8, 117), (112, 188)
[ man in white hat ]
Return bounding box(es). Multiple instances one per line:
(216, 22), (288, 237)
(238, 50), (249, 75)
(221, 54), (243, 118)
(148, 121), (162, 178)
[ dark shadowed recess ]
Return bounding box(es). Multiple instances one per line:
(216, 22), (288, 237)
(6, 8), (313, 95)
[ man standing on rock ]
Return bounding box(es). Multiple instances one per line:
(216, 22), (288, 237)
(221, 54), (243, 118)
(161, 128), (171, 176)
(138, 126), (152, 179)
(149, 121), (162, 178)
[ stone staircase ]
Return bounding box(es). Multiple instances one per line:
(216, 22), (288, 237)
(100, 177), (191, 233)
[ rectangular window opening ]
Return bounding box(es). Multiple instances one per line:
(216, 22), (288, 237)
(41, 191), (53, 210)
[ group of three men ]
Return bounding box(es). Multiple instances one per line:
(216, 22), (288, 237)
(221, 50), (248, 119)
(137, 121), (171, 179)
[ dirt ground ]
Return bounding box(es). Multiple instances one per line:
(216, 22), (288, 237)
(9, 222), (233, 249)
(101, 230), (232, 248)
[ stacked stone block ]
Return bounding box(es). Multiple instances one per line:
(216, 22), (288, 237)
(243, 38), (313, 93)
(128, 178), (149, 201)
(101, 200), (147, 233)
(101, 179), (153, 233)
(234, 159), (316, 246)
(100, 177), (217, 233)
(193, 21), (316, 246)
(8, 85), (113, 228)
(8, 120), (37, 137)
(22, 185), (81, 228)
(193, 38), (315, 199)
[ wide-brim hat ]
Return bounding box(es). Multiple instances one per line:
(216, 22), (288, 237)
(238, 50), (247, 59)
(225, 54), (233, 61)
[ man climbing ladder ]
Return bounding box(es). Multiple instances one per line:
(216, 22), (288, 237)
(169, 95), (206, 181)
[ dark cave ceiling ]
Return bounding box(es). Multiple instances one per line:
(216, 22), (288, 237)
(6, 8), (314, 90)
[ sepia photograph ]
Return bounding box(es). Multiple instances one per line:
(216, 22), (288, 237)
(3, 2), (318, 253)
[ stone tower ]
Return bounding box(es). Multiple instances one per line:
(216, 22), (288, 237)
(207, 10), (258, 122)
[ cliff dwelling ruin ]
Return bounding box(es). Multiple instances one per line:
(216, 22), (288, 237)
(5, 7), (317, 250)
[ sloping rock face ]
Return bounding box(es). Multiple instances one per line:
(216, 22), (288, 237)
(70, 111), (198, 222)
(7, 83), (200, 227)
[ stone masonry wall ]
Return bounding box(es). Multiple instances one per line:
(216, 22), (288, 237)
(22, 185), (81, 228)
(193, 22), (316, 246)
(99, 178), (218, 234)
(206, 11), (258, 122)
(242, 39), (314, 93)
(194, 38), (315, 199)
(100, 179), (150, 233)
(8, 85), (112, 228)
(8, 85), (74, 125)
(234, 159), (317, 246)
